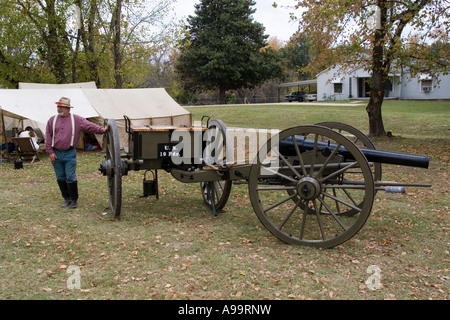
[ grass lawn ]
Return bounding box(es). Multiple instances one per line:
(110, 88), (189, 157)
(0, 100), (448, 300)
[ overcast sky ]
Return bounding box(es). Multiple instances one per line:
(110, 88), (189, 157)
(170, 0), (300, 42)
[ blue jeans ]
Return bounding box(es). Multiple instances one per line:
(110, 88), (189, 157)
(52, 148), (77, 183)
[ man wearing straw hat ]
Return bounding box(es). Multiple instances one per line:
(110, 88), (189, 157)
(45, 97), (107, 209)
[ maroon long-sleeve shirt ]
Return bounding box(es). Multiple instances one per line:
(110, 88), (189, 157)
(45, 113), (105, 155)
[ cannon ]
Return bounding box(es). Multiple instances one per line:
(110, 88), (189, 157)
(279, 136), (430, 168)
(99, 118), (431, 248)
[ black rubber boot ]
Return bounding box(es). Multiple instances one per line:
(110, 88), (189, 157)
(57, 180), (71, 207)
(67, 181), (78, 209)
(62, 198), (71, 207)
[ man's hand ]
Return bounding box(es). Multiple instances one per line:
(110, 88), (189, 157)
(103, 127), (108, 134)
(49, 153), (57, 162)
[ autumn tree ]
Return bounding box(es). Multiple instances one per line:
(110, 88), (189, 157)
(0, 1), (52, 86)
(0, 0), (72, 85)
(175, 0), (284, 104)
(280, 35), (311, 81)
(292, 0), (449, 137)
(0, 0), (179, 88)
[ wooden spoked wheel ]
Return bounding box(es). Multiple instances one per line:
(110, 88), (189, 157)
(200, 119), (233, 215)
(104, 119), (123, 219)
(248, 125), (375, 248)
(201, 180), (233, 215)
(291, 122), (381, 217)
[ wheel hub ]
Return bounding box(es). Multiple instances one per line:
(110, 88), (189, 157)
(99, 159), (114, 177)
(296, 177), (322, 200)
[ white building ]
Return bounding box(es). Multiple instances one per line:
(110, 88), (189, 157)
(316, 66), (450, 101)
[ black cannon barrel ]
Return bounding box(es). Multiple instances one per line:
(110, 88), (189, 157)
(279, 137), (430, 169)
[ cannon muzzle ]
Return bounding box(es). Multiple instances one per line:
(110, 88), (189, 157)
(280, 137), (430, 169)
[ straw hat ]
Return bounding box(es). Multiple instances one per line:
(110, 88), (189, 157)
(55, 97), (73, 108)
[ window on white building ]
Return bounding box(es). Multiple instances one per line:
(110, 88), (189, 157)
(333, 83), (343, 94)
(421, 79), (432, 93)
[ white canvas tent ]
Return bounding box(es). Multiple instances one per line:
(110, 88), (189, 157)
(1, 83), (192, 155)
(0, 87), (99, 160)
(0, 88), (100, 154)
(82, 88), (192, 147)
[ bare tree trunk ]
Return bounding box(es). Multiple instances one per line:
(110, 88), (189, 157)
(366, 1), (387, 137)
(0, 49), (19, 87)
(366, 32), (386, 137)
(112, 0), (123, 89)
(45, 0), (67, 83)
(366, 81), (386, 137)
(76, 0), (101, 87)
(71, 29), (80, 83)
(219, 86), (226, 104)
